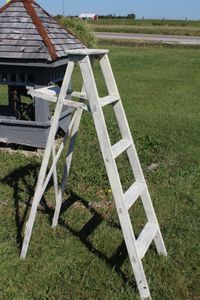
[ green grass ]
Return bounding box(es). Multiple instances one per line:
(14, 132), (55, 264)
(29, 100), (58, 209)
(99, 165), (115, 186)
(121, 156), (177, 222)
(89, 18), (200, 36)
(0, 45), (200, 299)
(91, 24), (200, 36)
(89, 19), (200, 27)
(56, 17), (97, 48)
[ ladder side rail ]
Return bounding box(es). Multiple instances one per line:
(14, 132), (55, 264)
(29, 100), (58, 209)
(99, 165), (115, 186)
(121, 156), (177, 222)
(140, 188), (167, 255)
(52, 83), (85, 227)
(61, 108), (83, 196)
(20, 61), (75, 259)
(52, 141), (60, 217)
(100, 54), (145, 182)
(100, 54), (167, 256)
(52, 107), (83, 227)
(79, 55), (151, 300)
(99, 54), (132, 139)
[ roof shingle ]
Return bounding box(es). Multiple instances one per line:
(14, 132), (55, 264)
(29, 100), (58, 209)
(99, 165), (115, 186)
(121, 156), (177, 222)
(0, 0), (86, 62)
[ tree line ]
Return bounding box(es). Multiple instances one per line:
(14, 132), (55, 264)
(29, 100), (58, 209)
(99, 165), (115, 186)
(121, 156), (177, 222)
(98, 13), (136, 19)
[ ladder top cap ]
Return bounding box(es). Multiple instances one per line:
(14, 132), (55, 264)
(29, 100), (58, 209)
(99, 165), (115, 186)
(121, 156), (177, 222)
(64, 49), (109, 56)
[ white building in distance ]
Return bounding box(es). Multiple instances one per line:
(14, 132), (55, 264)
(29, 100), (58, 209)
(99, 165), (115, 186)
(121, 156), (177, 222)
(79, 13), (98, 20)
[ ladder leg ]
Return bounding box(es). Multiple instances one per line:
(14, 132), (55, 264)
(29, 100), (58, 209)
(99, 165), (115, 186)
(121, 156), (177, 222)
(126, 146), (167, 255)
(140, 189), (167, 255)
(79, 55), (152, 300)
(100, 53), (167, 256)
(52, 140), (60, 217)
(118, 210), (152, 300)
(20, 61), (74, 259)
(52, 109), (79, 227)
(100, 54), (146, 182)
(52, 108), (83, 227)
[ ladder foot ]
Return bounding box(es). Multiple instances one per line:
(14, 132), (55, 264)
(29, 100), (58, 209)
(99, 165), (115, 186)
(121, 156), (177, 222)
(52, 192), (62, 228)
(154, 231), (167, 256)
(138, 287), (152, 300)
(20, 220), (34, 259)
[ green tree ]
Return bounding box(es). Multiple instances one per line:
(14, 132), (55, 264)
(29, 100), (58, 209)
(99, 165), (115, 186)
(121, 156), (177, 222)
(127, 13), (136, 19)
(56, 16), (97, 48)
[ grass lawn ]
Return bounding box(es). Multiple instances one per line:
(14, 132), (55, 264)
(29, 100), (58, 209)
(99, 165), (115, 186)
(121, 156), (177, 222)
(89, 19), (200, 27)
(0, 45), (200, 299)
(89, 19), (200, 36)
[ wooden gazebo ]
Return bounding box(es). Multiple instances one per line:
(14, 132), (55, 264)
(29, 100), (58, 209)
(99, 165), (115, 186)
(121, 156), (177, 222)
(0, 0), (85, 148)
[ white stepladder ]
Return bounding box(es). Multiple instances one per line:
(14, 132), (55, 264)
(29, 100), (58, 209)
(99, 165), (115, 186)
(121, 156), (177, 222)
(20, 49), (167, 300)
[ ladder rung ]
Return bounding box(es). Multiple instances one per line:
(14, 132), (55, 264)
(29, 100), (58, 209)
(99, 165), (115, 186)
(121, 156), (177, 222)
(112, 139), (132, 159)
(63, 100), (89, 111)
(71, 91), (88, 100)
(100, 95), (119, 107)
(124, 182), (145, 210)
(136, 222), (158, 259)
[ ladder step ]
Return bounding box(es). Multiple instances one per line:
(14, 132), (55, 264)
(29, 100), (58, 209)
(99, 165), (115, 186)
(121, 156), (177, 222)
(71, 91), (88, 100)
(100, 95), (120, 107)
(136, 222), (158, 259)
(112, 139), (132, 159)
(124, 182), (146, 210)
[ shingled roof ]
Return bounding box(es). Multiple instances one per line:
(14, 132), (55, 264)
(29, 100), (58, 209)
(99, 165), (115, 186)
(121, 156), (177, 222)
(0, 0), (86, 62)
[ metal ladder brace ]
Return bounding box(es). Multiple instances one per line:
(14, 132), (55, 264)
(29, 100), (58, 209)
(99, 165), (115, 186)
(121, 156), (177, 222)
(20, 49), (167, 300)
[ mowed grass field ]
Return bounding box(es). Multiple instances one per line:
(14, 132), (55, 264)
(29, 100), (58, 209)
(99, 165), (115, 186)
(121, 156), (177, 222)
(0, 45), (200, 299)
(89, 19), (200, 26)
(89, 18), (200, 36)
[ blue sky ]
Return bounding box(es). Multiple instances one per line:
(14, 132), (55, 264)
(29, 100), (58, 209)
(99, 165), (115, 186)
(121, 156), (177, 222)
(0, 0), (200, 20)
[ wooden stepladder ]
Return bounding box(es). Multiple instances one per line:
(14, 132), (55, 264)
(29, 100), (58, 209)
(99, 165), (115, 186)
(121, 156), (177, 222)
(20, 49), (167, 300)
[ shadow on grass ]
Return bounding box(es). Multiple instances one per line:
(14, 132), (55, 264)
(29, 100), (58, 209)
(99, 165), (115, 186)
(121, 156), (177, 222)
(58, 192), (135, 287)
(2, 163), (136, 289)
(2, 163), (40, 249)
